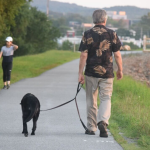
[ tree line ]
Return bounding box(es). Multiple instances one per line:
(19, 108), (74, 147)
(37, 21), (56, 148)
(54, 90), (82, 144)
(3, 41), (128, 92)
(131, 12), (150, 39)
(0, 0), (60, 56)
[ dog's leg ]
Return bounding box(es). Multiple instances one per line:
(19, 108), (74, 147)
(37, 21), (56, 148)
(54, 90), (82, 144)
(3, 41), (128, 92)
(31, 116), (37, 135)
(22, 117), (25, 134)
(31, 111), (40, 135)
(23, 122), (28, 137)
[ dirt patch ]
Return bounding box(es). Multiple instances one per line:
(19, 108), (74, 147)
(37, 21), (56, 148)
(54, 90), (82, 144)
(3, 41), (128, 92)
(114, 53), (150, 86)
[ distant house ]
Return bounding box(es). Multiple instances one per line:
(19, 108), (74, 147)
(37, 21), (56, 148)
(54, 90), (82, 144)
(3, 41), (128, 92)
(107, 11), (129, 28)
(107, 11), (127, 20)
(82, 23), (94, 32)
(129, 29), (136, 36)
(69, 21), (80, 27)
(106, 26), (118, 31)
(66, 30), (75, 37)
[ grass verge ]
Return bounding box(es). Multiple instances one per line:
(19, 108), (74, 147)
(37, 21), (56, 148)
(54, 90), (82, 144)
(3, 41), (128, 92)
(0, 50), (80, 89)
(109, 75), (150, 150)
(83, 75), (150, 150)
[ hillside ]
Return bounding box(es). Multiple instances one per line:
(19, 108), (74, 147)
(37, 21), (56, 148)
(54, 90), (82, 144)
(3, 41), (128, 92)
(104, 6), (150, 20)
(30, 0), (150, 19)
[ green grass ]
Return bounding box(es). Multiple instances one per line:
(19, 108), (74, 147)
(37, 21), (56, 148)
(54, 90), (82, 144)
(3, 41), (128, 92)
(131, 48), (143, 51)
(121, 49), (142, 51)
(0, 50), (80, 89)
(83, 75), (150, 150)
(109, 75), (150, 150)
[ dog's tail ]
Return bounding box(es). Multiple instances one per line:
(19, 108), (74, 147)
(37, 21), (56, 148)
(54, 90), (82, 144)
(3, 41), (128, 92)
(24, 100), (39, 123)
(21, 93), (40, 123)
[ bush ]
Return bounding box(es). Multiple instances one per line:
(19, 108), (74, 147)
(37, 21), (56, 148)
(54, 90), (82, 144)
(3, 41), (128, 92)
(123, 42), (140, 50)
(59, 40), (73, 51)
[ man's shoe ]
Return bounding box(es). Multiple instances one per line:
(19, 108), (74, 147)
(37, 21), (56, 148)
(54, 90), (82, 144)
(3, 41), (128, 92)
(2, 85), (7, 89)
(7, 84), (10, 89)
(85, 129), (95, 135)
(98, 121), (108, 138)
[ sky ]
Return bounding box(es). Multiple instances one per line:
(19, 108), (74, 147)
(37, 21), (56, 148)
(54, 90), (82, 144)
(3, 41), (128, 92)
(54, 0), (150, 9)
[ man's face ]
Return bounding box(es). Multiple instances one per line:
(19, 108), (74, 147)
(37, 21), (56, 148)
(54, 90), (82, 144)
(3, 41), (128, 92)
(6, 41), (12, 46)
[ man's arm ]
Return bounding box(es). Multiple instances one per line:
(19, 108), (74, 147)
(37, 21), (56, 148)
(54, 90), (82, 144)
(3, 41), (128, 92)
(78, 52), (88, 84)
(114, 51), (123, 80)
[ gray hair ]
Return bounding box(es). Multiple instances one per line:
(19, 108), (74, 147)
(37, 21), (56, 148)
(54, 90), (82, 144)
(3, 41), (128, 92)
(92, 9), (107, 24)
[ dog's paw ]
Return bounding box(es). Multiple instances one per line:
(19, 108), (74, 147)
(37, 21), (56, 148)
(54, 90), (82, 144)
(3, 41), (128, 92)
(24, 133), (28, 137)
(31, 132), (35, 135)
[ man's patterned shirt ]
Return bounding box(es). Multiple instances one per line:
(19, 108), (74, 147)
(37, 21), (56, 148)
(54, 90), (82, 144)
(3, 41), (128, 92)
(79, 24), (121, 78)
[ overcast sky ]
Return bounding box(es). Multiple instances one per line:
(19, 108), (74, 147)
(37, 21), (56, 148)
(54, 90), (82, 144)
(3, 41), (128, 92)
(54, 0), (150, 9)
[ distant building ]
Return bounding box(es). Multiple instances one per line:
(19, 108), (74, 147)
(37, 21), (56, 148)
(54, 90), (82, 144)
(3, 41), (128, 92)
(82, 23), (94, 32)
(129, 29), (136, 36)
(107, 11), (127, 20)
(107, 26), (118, 31)
(57, 36), (82, 45)
(118, 36), (142, 48)
(107, 11), (117, 17)
(66, 30), (75, 37)
(69, 21), (80, 27)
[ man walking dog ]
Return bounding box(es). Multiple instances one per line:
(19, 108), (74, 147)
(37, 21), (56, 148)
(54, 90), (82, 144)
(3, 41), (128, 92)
(78, 9), (123, 137)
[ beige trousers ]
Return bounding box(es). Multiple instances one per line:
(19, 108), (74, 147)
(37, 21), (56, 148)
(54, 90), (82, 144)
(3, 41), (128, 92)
(85, 76), (114, 132)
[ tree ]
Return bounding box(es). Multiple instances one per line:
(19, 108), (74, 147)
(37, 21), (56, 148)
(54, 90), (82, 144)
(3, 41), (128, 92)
(130, 12), (150, 39)
(0, 0), (32, 46)
(116, 28), (131, 37)
(10, 5), (60, 56)
(141, 12), (150, 37)
(107, 18), (127, 28)
(51, 13), (92, 36)
(10, 3), (31, 55)
(61, 40), (73, 50)
(25, 7), (60, 54)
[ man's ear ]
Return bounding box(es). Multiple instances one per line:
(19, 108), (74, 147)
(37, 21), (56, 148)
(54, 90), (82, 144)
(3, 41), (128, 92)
(104, 18), (107, 26)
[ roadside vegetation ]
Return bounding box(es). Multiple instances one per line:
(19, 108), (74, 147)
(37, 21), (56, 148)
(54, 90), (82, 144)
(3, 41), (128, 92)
(109, 75), (150, 150)
(0, 0), (60, 56)
(0, 50), (80, 89)
(99, 75), (150, 150)
(83, 74), (150, 150)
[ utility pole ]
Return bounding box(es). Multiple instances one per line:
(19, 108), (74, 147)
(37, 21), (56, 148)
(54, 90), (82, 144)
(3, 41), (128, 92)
(74, 42), (76, 52)
(47, 0), (49, 17)
(140, 27), (143, 39)
(147, 31), (149, 38)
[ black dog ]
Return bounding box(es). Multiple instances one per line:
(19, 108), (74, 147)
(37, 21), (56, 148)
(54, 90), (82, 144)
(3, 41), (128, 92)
(20, 93), (40, 137)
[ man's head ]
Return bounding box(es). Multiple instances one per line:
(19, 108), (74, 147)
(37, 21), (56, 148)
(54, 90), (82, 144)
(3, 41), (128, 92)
(92, 9), (107, 25)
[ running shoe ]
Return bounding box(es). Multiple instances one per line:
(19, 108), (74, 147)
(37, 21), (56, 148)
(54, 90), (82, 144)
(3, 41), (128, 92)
(7, 84), (10, 89)
(3, 85), (7, 89)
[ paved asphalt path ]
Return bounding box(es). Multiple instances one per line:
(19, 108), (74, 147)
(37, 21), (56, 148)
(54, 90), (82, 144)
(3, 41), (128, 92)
(0, 59), (123, 150)
(120, 50), (142, 55)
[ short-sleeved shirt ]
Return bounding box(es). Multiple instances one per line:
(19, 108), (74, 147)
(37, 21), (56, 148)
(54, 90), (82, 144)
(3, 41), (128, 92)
(1, 46), (14, 62)
(79, 25), (121, 78)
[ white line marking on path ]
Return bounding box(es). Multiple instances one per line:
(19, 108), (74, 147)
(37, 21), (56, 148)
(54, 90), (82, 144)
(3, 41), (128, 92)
(83, 140), (115, 143)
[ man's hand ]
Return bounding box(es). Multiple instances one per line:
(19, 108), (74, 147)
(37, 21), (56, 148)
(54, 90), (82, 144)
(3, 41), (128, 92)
(78, 73), (85, 84)
(116, 70), (123, 80)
